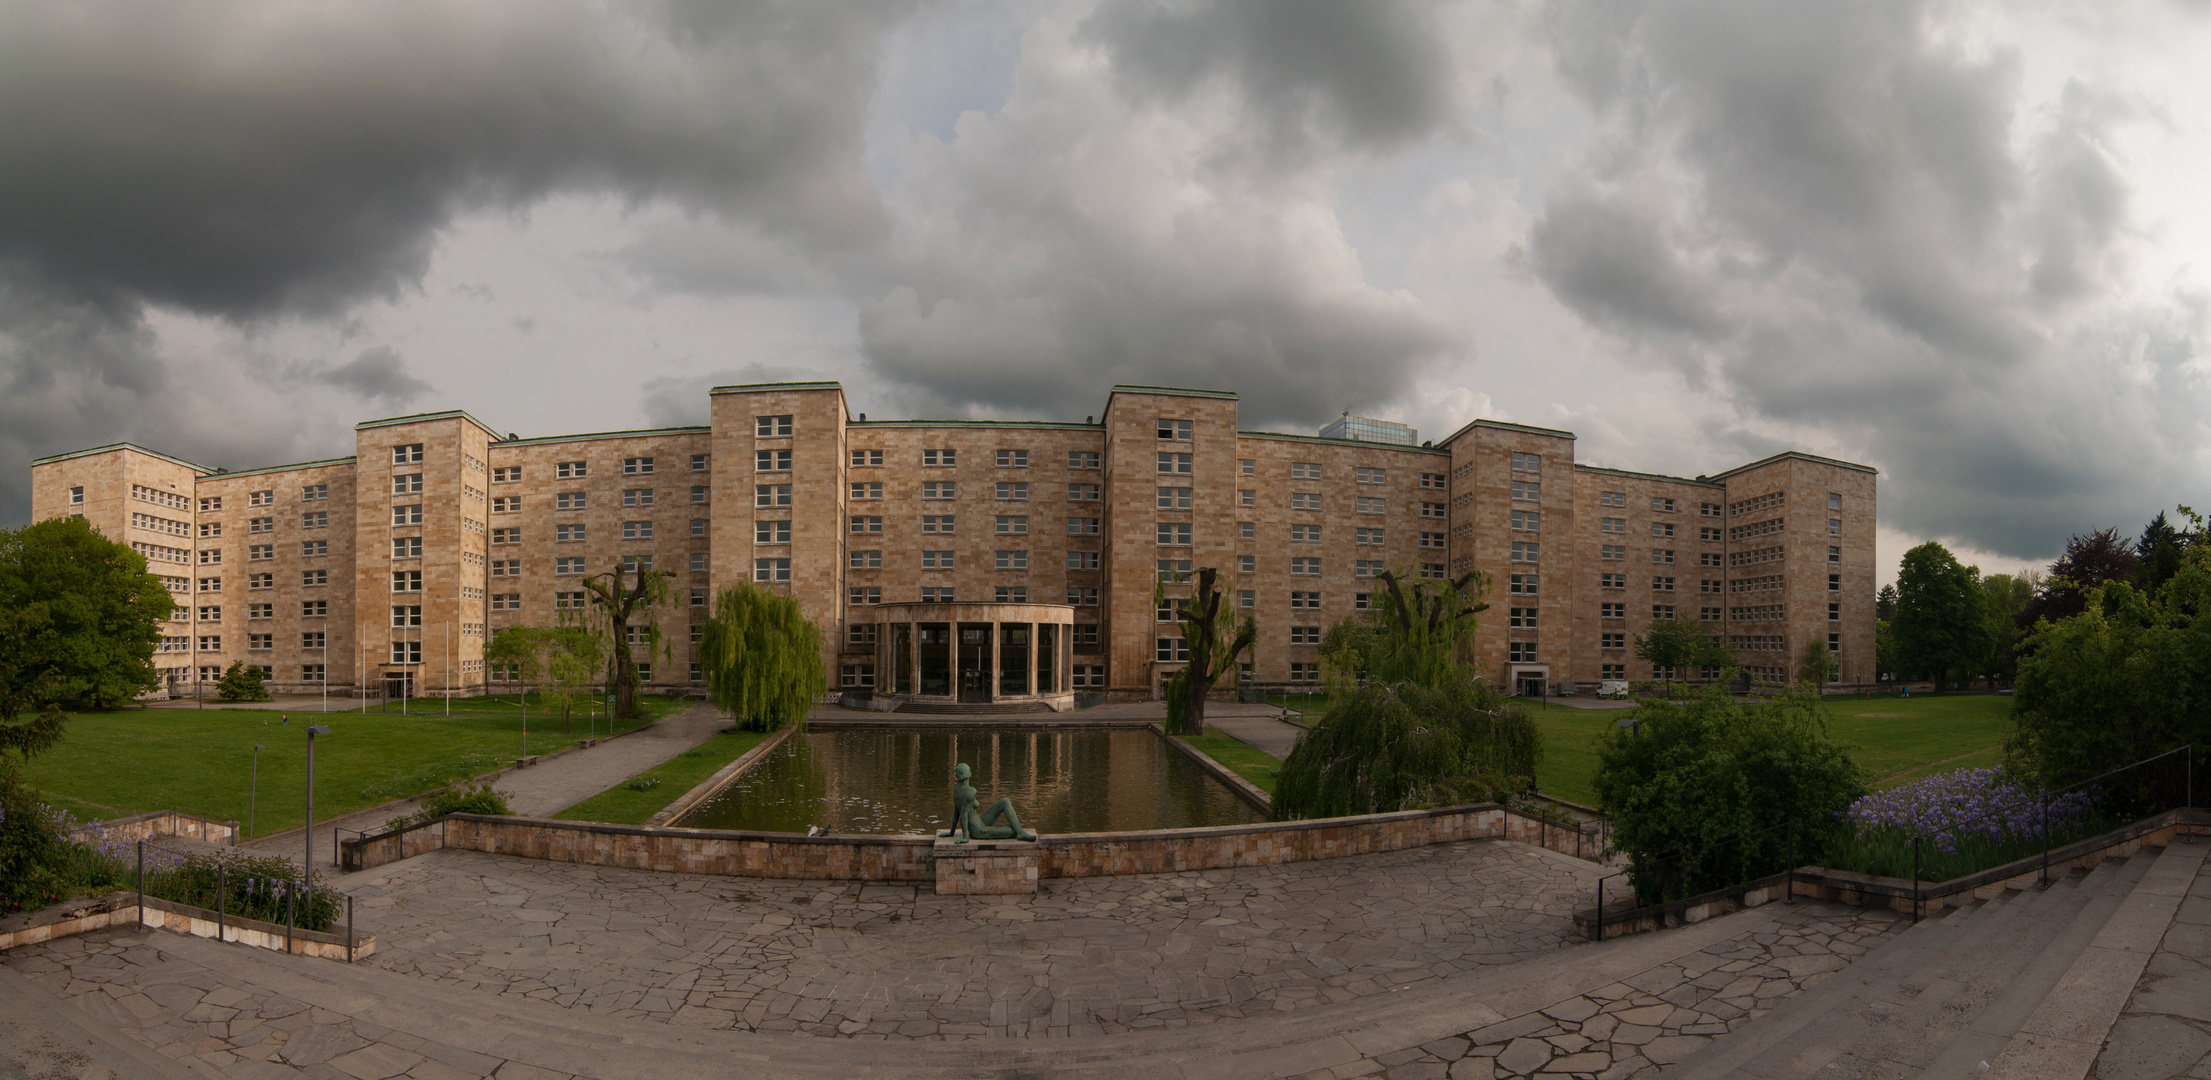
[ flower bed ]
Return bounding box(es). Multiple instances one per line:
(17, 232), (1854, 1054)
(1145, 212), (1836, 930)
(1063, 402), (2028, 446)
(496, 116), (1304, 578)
(1826, 767), (2099, 881)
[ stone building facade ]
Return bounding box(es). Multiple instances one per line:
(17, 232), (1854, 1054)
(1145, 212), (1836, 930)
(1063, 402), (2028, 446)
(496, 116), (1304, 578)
(27, 382), (1877, 699)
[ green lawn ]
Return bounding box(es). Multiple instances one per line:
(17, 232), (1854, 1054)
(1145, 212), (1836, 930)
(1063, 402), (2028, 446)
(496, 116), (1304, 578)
(20, 695), (693, 837)
(553, 730), (774, 824)
(1183, 730), (1283, 796)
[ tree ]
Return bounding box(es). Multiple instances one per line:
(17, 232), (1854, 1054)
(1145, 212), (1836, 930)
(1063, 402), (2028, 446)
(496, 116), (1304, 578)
(1893, 541), (1992, 686)
(2020, 528), (2138, 629)
(1158, 567), (1257, 736)
(1633, 620), (1731, 691)
(216, 662), (271, 702)
(0, 517), (174, 723)
(1316, 617), (1382, 691)
(573, 560), (673, 720)
(2011, 544), (2211, 789)
(1361, 567), (1490, 690)
(486, 626), (603, 732)
(1976, 572), (2035, 687)
(698, 583), (825, 732)
(1273, 681), (1539, 819)
(1594, 684), (1866, 904)
(2135, 511), (2189, 592)
(1875, 583), (1898, 621)
(1874, 618), (1897, 681)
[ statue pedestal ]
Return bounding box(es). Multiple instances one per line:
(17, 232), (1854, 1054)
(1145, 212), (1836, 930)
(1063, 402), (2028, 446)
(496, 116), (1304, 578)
(933, 832), (1040, 895)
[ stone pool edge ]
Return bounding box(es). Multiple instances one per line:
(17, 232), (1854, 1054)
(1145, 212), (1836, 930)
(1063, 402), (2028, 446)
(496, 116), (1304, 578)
(641, 725), (797, 828)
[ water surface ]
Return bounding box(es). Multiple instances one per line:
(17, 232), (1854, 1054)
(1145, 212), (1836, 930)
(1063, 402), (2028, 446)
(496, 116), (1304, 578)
(676, 727), (1266, 834)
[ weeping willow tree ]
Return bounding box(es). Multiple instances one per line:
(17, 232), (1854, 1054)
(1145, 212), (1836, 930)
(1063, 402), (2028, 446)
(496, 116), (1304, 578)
(1275, 566), (1540, 819)
(1157, 566), (1257, 736)
(570, 560), (674, 720)
(699, 583), (825, 732)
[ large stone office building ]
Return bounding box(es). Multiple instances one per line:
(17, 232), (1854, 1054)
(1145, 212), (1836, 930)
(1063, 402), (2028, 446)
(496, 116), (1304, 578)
(28, 382), (1876, 703)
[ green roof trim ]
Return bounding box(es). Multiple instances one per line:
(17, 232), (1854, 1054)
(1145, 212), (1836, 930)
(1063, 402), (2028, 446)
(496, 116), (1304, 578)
(709, 381), (844, 394)
(201, 456), (359, 480)
(1236, 430), (1450, 455)
(497, 426), (711, 448)
(1572, 463), (1724, 488)
(1438, 418), (1580, 446)
(850, 419), (1102, 431)
(1707, 450), (1878, 481)
(29, 442), (209, 472)
(1108, 384), (1238, 400)
(354, 409), (503, 436)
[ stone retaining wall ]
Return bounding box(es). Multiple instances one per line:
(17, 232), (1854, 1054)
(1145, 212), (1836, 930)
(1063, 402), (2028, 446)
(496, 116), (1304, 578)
(72, 808), (238, 847)
(0, 890), (371, 963)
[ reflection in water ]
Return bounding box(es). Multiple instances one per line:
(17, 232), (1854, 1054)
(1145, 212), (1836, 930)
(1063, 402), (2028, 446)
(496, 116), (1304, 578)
(676, 727), (1267, 835)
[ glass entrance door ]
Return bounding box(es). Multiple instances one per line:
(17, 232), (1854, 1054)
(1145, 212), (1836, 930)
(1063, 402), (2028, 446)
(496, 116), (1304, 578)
(957, 624), (993, 702)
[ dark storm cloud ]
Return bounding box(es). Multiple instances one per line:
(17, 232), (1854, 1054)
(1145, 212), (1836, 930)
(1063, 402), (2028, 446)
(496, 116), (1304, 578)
(319, 347), (433, 407)
(1529, 0), (2193, 558)
(1080, 0), (1459, 159)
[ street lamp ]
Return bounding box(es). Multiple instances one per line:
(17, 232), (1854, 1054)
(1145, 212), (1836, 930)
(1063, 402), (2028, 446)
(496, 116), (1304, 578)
(305, 726), (332, 873)
(249, 744), (264, 838)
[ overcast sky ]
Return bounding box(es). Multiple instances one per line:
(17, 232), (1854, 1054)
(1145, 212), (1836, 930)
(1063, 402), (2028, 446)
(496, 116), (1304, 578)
(4, 0), (2207, 586)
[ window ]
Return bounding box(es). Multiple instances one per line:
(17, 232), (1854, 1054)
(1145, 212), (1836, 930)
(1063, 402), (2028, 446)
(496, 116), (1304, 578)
(922, 586), (956, 602)
(1701, 607), (1722, 622)
(849, 448), (884, 468)
(916, 549), (954, 570)
(755, 520), (792, 544)
(303, 510), (329, 528)
(390, 641), (423, 665)
(1156, 452), (1193, 475)
(621, 554), (655, 571)
(754, 558), (792, 582)
(614, 520), (653, 541)
(555, 557), (585, 574)
(555, 591), (586, 609)
(1652, 497), (1677, 513)
(1068, 451), (1100, 469)
(1291, 461), (1322, 480)
(1700, 527), (1722, 542)
(490, 594), (520, 611)
(1155, 486), (1194, 510)
(1510, 480), (1541, 501)
(197, 521), (222, 539)
(1157, 418), (1193, 441)
(848, 586), (882, 605)
(1072, 664), (1106, 688)
(1288, 626), (1322, 645)
(1419, 501), (1445, 518)
(295, 571), (320, 588)
(556, 491), (587, 511)
(1601, 632), (1626, 650)
(1291, 492), (1322, 510)
(1651, 664), (1675, 681)
(1652, 549), (1676, 564)
(1289, 661), (1319, 684)
(993, 586), (1029, 603)
(391, 473), (424, 496)
(1068, 586), (1099, 605)
(549, 462), (585, 482)
(1601, 573), (1627, 589)
(392, 570), (422, 592)
(1158, 522), (1193, 545)
(392, 536), (423, 558)
(391, 605), (423, 627)
(995, 515), (1030, 534)
(1418, 531), (1444, 549)
(622, 456), (655, 475)
(756, 449), (793, 473)
(919, 515), (953, 534)
(1601, 663), (1627, 680)
(691, 518), (708, 537)
(1509, 641), (1538, 663)
(197, 604), (221, 623)
(1511, 510), (1540, 532)
(1292, 523), (1322, 543)
(301, 483), (328, 501)
(1511, 541), (1539, 562)
(840, 665), (876, 688)
(1601, 601), (1628, 618)
(1156, 637), (1192, 662)
(1240, 489), (1256, 507)
(556, 523), (587, 542)
(1701, 502), (1722, 517)
(491, 527), (519, 544)
(1829, 518), (1842, 537)
(994, 481), (1029, 500)
(849, 549), (883, 570)
(1652, 604), (1676, 620)
(1352, 592), (1369, 611)
(921, 481), (956, 500)
(995, 449), (1029, 468)
(750, 484), (790, 508)
(1421, 473), (1446, 490)
(1289, 590), (1321, 609)
(681, 485), (705, 504)
(1830, 545), (1842, 563)
(1355, 497), (1385, 515)
(393, 443), (423, 464)
(1652, 576), (1676, 591)
(1241, 459), (1256, 476)
(196, 635), (221, 652)
(491, 466), (520, 483)
(1829, 601), (1842, 621)
(923, 448), (956, 467)
(391, 505), (422, 526)
(995, 550), (1029, 571)
(622, 489), (654, 507)
(1509, 574), (1538, 595)
(1511, 451), (1541, 472)
(756, 415), (793, 437)
(1701, 579), (1723, 593)
(69, 485), (84, 505)
(1290, 556), (1320, 575)
(1068, 516), (1100, 535)
(1829, 573), (1842, 592)
(848, 481), (883, 500)
(1355, 467), (1386, 484)
(1354, 559), (1382, 578)
(248, 544), (272, 561)
(1601, 544), (1626, 561)
(1598, 491), (1626, 508)
(1828, 492), (1842, 510)
(1066, 483), (1101, 501)
(1156, 558), (1193, 581)
(249, 517), (274, 534)
(1509, 607), (1538, 629)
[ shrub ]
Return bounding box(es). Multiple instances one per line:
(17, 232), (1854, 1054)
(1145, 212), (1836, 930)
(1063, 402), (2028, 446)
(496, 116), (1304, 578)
(216, 661), (272, 702)
(384, 782), (512, 832)
(1594, 684), (1865, 905)
(141, 850), (341, 931)
(1273, 681), (1539, 820)
(624, 776), (662, 792)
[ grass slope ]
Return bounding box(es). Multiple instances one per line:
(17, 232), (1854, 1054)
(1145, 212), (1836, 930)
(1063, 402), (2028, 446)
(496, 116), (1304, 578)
(1183, 730), (1283, 796)
(20, 695), (691, 836)
(553, 730), (773, 825)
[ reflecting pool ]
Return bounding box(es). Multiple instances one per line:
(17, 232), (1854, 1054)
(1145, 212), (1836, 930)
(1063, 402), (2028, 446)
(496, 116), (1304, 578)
(674, 727), (1267, 834)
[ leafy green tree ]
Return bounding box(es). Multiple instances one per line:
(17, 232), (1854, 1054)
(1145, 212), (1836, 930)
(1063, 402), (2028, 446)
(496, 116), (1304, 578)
(1633, 619), (1732, 691)
(1273, 681), (1538, 819)
(1875, 583), (1897, 621)
(1594, 684), (1866, 903)
(1893, 541), (1992, 686)
(2011, 545), (2211, 788)
(1874, 618), (1897, 681)
(1362, 568), (1490, 690)
(1977, 572), (2035, 686)
(486, 626), (603, 732)
(1795, 638), (1837, 686)
(0, 518), (174, 728)
(2020, 528), (2137, 629)
(2134, 510), (2190, 591)
(215, 661), (271, 702)
(698, 583), (825, 732)
(574, 560), (673, 720)
(1317, 616), (1381, 691)
(1158, 567), (1257, 736)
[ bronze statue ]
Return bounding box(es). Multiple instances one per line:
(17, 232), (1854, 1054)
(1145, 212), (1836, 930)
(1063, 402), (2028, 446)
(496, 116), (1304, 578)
(948, 762), (1034, 842)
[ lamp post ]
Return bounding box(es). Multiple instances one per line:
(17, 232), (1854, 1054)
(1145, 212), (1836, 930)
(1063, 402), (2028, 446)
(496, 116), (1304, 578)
(249, 744), (264, 839)
(305, 726), (332, 872)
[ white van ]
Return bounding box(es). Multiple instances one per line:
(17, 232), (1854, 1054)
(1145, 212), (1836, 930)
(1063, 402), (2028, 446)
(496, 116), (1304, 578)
(1598, 680), (1630, 700)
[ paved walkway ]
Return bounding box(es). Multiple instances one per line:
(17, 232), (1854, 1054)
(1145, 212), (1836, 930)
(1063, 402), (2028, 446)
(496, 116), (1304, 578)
(240, 703), (730, 871)
(1207, 714), (1305, 759)
(2097, 837), (2211, 1078)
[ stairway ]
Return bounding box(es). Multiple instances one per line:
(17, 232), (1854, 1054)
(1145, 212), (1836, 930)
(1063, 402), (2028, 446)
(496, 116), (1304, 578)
(1662, 839), (2207, 1080)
